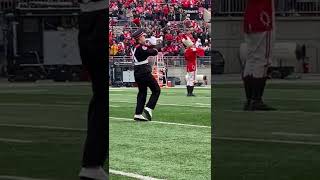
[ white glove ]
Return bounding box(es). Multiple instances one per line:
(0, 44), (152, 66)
(149, 36), (157, 46)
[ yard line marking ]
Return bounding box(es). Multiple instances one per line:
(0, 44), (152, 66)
(214, 136), (320, 145)
(110, 105), (120, 107)
(110, 101), (210, 108)
(109, 169), (165, 180)
(272, 132), (320, 137)
(0, 124), (85, 131)
(196, 103), (211, 106)
(0, 176), (49, 180)
(0, 90), (48, 93)
(223, 110), (320, 115)
(0, 103), (86, 108)
(110, 94), (211, 98)
(110, 117), (211, 129)
(0, 138), (33, 143)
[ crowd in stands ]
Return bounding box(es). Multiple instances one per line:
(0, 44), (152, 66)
(109, 0), (211, 21)
(109, 0), (211, 57)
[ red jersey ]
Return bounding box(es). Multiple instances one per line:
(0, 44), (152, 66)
(244, 0), (273, 33)
(184, 47), (205, 72)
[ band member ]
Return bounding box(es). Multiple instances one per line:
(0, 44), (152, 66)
(131, 29), (161, 121)
(242, 0), (276, 111)
(78, 0), (108, 180)
(182, 36), (205, 96)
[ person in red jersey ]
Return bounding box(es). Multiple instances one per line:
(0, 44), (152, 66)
(243, 0), (276, 111)
(182, 36), (205, 96)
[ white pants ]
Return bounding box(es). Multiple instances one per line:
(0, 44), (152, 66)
(186, 71), (195, 86)
(243, 31), (273, 78)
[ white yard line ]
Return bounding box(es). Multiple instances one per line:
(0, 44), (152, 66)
(110, 100), (210, 108)
(110, 94), (211, 98)
(110, 117), (211, 129)
(223, 110), (320, 115)
(272, 132), (320, 137)
(0, 90), (49, 93)
(214, 136), (320, 145)
(0, 124), (85, 131)
(0, 176), (49, 180)
(0, 138), (33, 143)
(0, 116), (211, 130)
(109, 169), (165, 180)
(0, 103), (85, 108)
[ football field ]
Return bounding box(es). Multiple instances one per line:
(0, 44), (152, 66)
(0, 83), (211, 180)
(214, 81), (320, 180)
(109, 87), (211, 180)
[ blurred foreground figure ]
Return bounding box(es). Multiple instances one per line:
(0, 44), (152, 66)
(242, 0), (277, 111)
(78, 0), (108, 179)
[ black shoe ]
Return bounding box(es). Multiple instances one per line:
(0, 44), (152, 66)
(251, 101), (277, 111)
(143, 109), (152, 121)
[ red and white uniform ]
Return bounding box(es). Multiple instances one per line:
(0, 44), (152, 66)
(185, 47), (205, 86)
(244, 0), (273, 33)
(185, 47), (204, 72)
(243, 0), (275, 78)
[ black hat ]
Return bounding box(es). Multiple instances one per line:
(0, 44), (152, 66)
(131, 28), (145, 39)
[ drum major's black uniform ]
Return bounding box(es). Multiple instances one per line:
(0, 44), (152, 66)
(131, 29), (161, 121)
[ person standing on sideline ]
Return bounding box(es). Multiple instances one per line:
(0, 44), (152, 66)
(78, 0), (108, 179)
(242, 0), (276, 111)
(182, 36), (205, 96)
(131, 29), (161, 121)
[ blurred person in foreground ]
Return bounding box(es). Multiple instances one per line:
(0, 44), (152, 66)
(242, 0), (276, 111)
(78, 0), (108, 179)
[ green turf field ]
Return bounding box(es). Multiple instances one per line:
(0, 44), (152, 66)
(213, 82), (320, 180)
(109, 87), (211, 179)
(0, 84), (211, 180)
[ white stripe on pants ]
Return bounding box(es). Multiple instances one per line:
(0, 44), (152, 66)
(186, 71), (195, 86)
(243, 31), (273, 78)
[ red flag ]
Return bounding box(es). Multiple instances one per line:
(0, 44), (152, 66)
(244, 0), (273, 33)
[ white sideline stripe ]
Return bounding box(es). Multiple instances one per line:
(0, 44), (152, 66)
(224, 110), (320, 115)
(196, 103), (210, 106)
(110, 117), (211, 129)
(0, 138), (33, 143)
(0, 90), (48, 93)
(0, 117), (210, 131)
(109, 89), (125, 92)
(110, 94), (211, 98)
(272, 132), (320, 137)
(109, 169), (165, 180)
(0, 176), (49, 180)
(0, 103), (85, 108)
(0, 124), (85, 131)
(110, 101), (210, 108)
(214, 136), (320, 145)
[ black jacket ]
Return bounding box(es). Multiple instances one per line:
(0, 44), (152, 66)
(132, 44), (158, 76)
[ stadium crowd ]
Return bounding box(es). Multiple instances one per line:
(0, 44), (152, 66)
(109, 0), (211, 21)
(108, 0), (211, 57)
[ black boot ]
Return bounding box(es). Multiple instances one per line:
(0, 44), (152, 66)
(250, 77), (276, 111)
(187, 86), (191, 96)
(190, 86), (195, 96)
(243, 75), (253, 110)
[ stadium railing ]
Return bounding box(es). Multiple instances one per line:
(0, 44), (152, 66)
(109, 56), (211, 68)
(214, 0), (320, 16)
